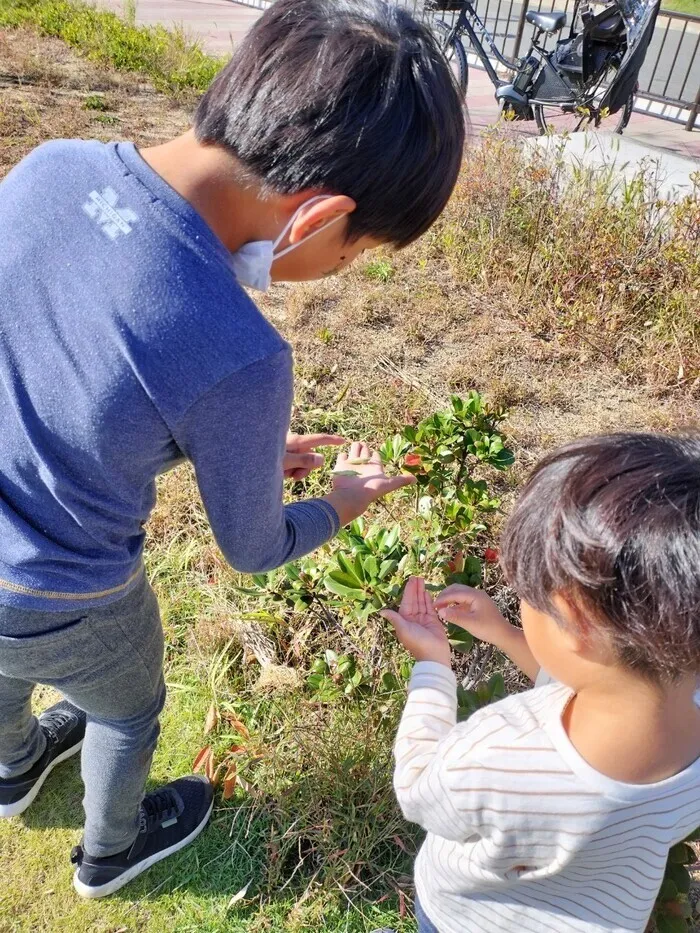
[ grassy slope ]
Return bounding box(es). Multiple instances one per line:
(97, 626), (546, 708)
(0, 6), (699, 933)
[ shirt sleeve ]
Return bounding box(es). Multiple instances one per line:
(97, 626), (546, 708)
(170, 346), (339, 574)
(393, 662), (499, 842)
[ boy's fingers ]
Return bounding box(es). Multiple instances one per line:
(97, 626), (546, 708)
(285, 453), (324, 471)
(349, 441), (362, 460)
(299, 434), (346, 449)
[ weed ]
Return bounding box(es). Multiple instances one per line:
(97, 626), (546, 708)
(82, 92), (107, 110)
(364, 258), (395, 283)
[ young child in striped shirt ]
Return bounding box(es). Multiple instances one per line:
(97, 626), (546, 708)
(383, 432), (700, 933)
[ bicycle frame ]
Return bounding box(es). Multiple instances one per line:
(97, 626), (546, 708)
(443, 1), (518, 87)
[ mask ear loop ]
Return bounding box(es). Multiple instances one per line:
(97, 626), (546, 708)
(272, 197), (346, 260)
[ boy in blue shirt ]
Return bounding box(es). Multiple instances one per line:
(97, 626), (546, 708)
(0, 0), (465, 897)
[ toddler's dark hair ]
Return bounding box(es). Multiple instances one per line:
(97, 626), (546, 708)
(500, 433), (700, 682)
(194, 0), (465, 248)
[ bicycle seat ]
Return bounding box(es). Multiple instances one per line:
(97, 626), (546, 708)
(526, 10), (567, 33)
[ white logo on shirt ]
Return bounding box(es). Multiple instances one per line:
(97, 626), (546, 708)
(83, 187), (138, 240)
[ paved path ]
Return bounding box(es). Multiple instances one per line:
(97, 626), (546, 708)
(101, 0), (699, 160)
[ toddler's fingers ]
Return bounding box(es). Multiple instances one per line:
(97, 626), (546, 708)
(380, 609), (407, 633)
(434, 584), (479, 609)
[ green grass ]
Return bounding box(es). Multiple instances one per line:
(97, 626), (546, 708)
(661, 0), (699, 14)
(0, 0), (224, 93)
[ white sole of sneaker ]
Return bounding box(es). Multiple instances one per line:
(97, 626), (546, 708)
(73, 797), (214, 899)
(0, 739), (84, 819)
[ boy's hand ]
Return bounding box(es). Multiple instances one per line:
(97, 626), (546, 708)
(382, 576), (451, 667)
(325, 442), (415, 525)
(283, 432), (346, 480)
(434, 585), (513, 647)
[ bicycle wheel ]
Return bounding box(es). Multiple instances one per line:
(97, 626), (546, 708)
(533, 65), (635, 135)
(432, 19), (469, 96)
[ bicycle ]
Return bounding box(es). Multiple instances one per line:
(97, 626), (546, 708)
(429, 0), (658, 134)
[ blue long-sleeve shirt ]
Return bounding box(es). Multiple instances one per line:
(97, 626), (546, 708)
(0, 139), (338, 614)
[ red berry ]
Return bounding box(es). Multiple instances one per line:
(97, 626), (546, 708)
(484, 548), (500, 563)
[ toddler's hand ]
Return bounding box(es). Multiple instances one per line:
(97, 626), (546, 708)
(382, 577), (451, 667)
(434, 585), (513, 648)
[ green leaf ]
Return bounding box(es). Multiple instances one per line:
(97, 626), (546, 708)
(363, 555), (379, 581)
(325, 649), (338, 665)
(657, 879), (678, 901)
(336, 655), (354, 676)
(490, 447), (515, 470)
(488, 672), (506, 700)
(324, 573), (366, 600)
(655, 913), (690, 933)
(381, 671), (400, 692)
(447, 623), (473, 654)
(670, 843), (696, 865)
(384, 526), (401, 552)
(666, 861), (691, 894)
(310, 658), (329, 675)
(336, 553), (364, 586)
(378, 559), (398, 581)
(306, 672), (325, 690)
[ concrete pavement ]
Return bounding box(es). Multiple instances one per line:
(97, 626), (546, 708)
(100, 0), (700, 161)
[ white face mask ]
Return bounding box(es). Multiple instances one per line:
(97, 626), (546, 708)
(230, 195), (343, 292)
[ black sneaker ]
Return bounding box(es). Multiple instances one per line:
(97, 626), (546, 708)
(0, 699), (86, 819)
(71, 775), (214, 898)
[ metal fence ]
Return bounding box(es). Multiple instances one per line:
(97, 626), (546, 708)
(228, 0), (700, 129)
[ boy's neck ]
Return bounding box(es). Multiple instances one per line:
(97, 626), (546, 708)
(563, 672), (700, 784)
(138, 131), (290, 253)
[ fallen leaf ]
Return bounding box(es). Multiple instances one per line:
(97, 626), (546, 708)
(211, 763), (225, 788)
(205, 751), (216, 782)
(399, 889), (406, 919)
(223, 763), (237, 800)
(204, 703), (219, 735)
(227, 744), (246, 755)
(392, 835), (408, 852)
(226, 881), (251, 909)
(192, 745), (212, 774)
(224, 716), (250, 740)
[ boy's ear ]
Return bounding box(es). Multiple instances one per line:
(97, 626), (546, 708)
(553, 593), (613, 664)
(287, 194), (356, 244)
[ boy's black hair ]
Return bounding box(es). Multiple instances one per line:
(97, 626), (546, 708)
(501, 433), (700, 682)
(194, 0), (465, 248)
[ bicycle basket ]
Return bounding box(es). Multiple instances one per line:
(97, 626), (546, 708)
(530, 59), (578, 103)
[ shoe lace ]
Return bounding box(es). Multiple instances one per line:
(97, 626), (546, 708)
(139, 787), (181, 835)
(41, 710), (74, 745)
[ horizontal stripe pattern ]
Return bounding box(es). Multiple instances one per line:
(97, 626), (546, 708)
(394, 663), (700, 933)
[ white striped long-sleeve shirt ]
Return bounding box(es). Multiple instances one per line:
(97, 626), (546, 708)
(394, 662), (700, 933)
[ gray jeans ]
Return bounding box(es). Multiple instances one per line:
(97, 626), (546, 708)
(0, 574), (165, 857)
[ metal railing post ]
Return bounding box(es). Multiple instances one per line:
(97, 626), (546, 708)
(511, 0), (530, 61)
(686, 83), (700, 132)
